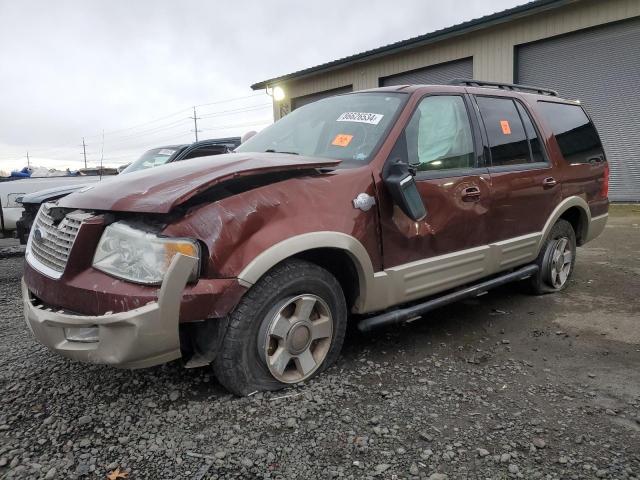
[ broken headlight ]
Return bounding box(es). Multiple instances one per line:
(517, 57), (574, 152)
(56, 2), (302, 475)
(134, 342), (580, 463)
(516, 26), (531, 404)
(92, 222), (200, 285)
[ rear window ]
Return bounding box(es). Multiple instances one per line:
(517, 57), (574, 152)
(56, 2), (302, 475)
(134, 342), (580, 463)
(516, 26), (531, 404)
(536, 101), (604, 164)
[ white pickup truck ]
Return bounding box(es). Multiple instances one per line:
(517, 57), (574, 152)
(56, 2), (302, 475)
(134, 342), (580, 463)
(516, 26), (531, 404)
(0, 175), (104, 234)
(1, 137), (242, 241)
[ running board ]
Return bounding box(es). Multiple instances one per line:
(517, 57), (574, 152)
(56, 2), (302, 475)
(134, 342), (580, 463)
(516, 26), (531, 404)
(357, 264), (539, 332)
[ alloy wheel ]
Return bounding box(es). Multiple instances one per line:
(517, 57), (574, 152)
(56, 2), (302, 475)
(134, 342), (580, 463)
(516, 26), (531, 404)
(260, 294), (333, 383)
(549, 237), (573, 289)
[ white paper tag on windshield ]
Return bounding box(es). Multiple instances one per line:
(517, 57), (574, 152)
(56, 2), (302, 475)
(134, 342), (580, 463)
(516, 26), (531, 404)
(158, 149), (176, 155)
(337, 112), (384, 125)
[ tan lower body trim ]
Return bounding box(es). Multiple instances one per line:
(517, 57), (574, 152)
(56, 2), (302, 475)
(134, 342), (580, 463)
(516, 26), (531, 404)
(585, 213), (608, 243)
(359, 232), (541, 313)
(360, 197), (596, 313)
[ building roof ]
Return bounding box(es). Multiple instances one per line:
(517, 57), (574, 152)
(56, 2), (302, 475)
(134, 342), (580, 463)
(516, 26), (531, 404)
(251, 0), (571, 90)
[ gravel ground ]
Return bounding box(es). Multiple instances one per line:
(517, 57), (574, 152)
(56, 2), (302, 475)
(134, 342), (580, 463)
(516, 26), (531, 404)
(0, 238), (24, 259)
(1, 209), (639, 479)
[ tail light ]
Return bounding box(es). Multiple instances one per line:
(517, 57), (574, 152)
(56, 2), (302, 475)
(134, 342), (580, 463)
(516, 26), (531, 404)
(600, 163), (609, 198)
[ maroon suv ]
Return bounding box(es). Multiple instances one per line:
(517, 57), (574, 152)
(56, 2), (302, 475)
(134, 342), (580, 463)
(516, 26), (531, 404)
(22, 80), (609, 395)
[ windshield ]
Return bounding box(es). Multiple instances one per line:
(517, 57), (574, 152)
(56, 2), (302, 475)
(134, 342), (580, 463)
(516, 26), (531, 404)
(236, 92), (406, 162)
(121, 147), (182, 174)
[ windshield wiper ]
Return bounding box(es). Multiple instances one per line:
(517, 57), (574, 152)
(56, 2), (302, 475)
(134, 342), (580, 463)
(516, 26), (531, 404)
(264, 149), (299, 155)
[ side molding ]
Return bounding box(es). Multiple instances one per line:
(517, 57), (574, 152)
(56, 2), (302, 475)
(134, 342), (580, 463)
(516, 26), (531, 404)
(236, 197), (598, 316)
(237, 231), (377, 312)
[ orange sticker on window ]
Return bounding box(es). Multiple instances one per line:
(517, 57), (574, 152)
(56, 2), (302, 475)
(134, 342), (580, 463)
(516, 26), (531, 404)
(332, 134), (353, 147)
(500, 120), (511, 135)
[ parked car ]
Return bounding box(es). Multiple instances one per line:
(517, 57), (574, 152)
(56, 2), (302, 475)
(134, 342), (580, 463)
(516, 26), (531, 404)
(1, 173), (106, 238)
(13, 137), (241, 243)
(22, 81), (608, 395)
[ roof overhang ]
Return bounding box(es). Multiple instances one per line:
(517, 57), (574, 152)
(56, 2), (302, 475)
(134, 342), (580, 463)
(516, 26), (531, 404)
(251, 0), (575, 90)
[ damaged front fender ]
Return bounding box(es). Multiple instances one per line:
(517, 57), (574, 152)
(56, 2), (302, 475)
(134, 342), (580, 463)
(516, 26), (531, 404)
(163, 166), (383, 311)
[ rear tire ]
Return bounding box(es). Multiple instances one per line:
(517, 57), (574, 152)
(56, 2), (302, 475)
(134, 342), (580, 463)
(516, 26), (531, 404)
(528, 219), (577, 294)
(213, 259), (347, 396)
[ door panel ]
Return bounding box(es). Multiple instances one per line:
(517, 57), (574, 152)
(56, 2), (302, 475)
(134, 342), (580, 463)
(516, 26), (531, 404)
(380, 172), (491, 267)
(378, 171), (492, 302)
(487, 167), (560, 240)
(475, 95), (561, 242)
(380, 94), (492, 296)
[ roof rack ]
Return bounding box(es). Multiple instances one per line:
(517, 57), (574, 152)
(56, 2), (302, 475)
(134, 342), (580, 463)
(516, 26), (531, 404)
(449, 78), (559, 97)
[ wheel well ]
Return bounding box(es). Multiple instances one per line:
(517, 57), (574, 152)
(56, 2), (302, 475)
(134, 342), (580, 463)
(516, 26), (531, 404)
(559, 206), (588, 245)
(293, 248), (360, 312)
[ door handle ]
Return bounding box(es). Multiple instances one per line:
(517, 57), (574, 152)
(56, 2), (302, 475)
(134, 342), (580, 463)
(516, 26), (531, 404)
(542, 177), (557, 188)
(461, 186), (481, 202)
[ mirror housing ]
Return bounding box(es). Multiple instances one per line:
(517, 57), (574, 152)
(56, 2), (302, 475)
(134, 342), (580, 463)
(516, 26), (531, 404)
(383, 159), (426, 221)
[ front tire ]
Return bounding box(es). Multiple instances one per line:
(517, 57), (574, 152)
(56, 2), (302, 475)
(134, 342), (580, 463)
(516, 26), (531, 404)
(213, 259), (347, 396)
(529, 219), (577, 294)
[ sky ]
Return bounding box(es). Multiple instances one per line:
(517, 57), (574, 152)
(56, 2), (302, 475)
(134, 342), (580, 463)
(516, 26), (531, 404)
(0, 0), (525, 172)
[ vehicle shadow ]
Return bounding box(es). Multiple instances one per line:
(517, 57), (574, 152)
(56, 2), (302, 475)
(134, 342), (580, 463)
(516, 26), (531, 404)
(341, 281), (531, 364)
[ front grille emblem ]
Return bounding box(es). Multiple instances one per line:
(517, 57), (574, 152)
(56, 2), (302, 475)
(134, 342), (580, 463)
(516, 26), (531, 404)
(33, 228), (46, 242)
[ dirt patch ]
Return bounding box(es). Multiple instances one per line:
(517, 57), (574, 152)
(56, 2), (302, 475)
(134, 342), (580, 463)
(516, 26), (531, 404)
(554, 310), (640, 344)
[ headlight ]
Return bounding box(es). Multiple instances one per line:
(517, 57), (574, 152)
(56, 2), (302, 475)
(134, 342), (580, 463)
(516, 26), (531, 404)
(92, 222), (200, 284)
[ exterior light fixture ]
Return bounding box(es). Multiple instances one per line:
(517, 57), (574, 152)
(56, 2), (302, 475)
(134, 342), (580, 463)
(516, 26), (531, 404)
(273, 86), (285, 101)
(267, 85), (286, 102)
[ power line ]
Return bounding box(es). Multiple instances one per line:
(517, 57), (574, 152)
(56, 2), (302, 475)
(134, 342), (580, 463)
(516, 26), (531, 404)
(199, 119), (273, 132)
(83, 92), (268, 140)
(16, 93), (271, 155)
(102, 118), (268, 153)
(195, 92), (267, 108)
(101, 118), (191, 142)
(198, 103), (272, 119)
(102, 130), (195, 153)
(86, 104), (267, 144)
(81, 108), (192, 141)
(102, 125), (193, 150)
(8, 93), (273, 164)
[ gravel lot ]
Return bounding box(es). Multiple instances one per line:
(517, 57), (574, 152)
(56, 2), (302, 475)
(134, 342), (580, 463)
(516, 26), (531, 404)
(1, 208), (639, 479)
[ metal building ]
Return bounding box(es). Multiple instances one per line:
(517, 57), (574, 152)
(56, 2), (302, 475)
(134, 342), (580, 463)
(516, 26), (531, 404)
(251, 0), (640, 201)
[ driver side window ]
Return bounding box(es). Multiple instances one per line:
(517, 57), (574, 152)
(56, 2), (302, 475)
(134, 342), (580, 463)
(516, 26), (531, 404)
(406, 95), (475, 171)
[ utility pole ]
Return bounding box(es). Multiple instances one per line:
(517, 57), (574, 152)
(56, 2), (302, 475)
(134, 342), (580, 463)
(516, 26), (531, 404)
(190, 106), (201, 142)
(81, 137), (87, 169)
(99, 130), (105, 178)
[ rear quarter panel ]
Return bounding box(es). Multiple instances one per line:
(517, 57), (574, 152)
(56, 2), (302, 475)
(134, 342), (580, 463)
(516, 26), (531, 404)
(525, 98), (609, 218)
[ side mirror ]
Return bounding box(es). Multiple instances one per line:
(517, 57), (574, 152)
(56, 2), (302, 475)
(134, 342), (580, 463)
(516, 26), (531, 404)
(383, 159), (427, 221)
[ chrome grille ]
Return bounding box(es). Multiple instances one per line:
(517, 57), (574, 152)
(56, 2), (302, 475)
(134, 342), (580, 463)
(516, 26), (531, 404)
(26, 203), (93, 278)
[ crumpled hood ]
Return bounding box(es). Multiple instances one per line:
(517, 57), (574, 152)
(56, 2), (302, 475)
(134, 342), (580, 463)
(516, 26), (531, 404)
(57, 152), (340, 213)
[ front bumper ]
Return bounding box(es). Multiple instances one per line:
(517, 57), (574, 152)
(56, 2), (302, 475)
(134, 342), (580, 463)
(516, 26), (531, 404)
(22, 254), (198, 369)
